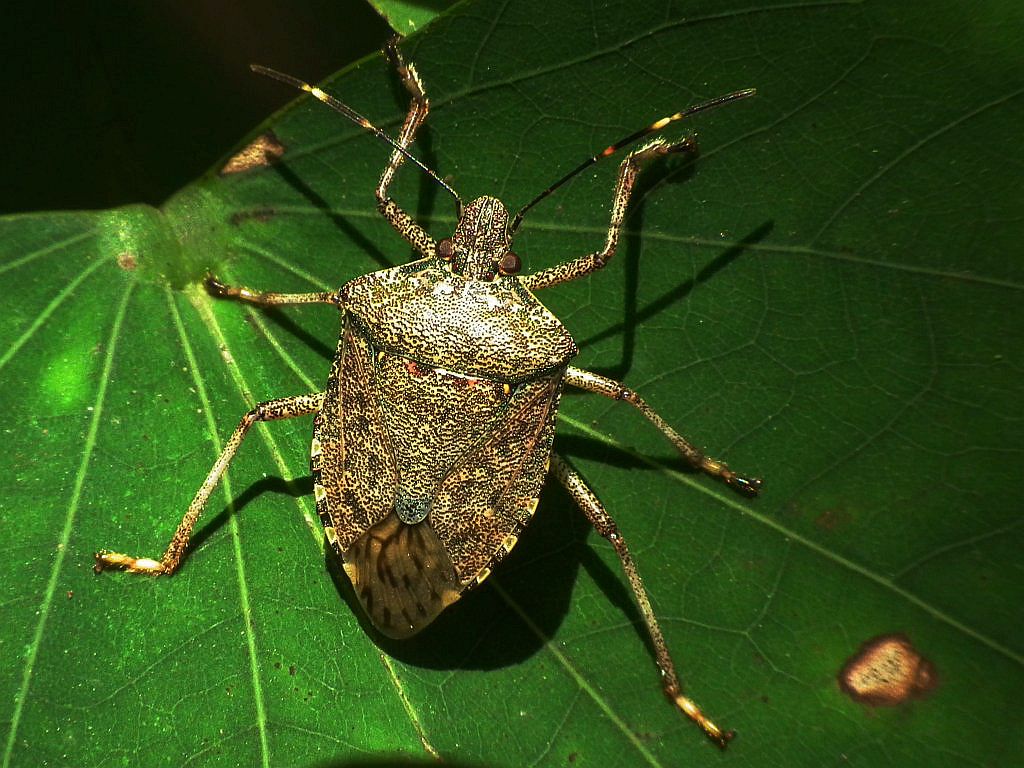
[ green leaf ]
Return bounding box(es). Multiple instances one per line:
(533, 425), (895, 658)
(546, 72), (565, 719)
(2, 1), (1022, 766)
(367, 0), (457, 34)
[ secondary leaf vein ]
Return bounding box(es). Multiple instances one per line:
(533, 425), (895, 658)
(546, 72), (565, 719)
(2, 281), (133, 768)
(169, 287), (272, 768)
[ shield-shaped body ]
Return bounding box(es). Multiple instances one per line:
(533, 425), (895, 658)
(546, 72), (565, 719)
(311, 257), (578, 638)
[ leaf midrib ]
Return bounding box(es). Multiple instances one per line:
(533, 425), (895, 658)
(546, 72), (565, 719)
(189, 278), (442, 759)
(194, 269), (662, 760)
(237, 216), (1024, 290)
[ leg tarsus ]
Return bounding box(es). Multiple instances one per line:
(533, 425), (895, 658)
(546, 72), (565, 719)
(666, 134), (699, 157)
(702, 457), (762, 497)
(204, 273), (232, 297)
(670, 689), (735, 749)
(93, 551), (166, 575)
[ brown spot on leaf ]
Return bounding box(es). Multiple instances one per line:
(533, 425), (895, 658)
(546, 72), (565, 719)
(220, 131), (285, 174)
(839, 634), (937, 706)
(117, 252), (137, 270)
(229, 207), (276, 226)
(814, 507), (852, 532)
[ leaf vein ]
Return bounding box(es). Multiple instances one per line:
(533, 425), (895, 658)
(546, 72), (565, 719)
(169, 287), (272, 768)
(0, 255), (108, 374)
(812, 86), (1024, 243)
(558, 412), (1024, 666)
(1, 281), (134, 768)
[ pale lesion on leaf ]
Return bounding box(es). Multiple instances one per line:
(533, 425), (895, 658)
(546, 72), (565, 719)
(839, 633), (937, 706)
(220, 131), (286, 175)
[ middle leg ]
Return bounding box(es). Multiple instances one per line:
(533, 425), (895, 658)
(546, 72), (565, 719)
(565, 366), (761, 496)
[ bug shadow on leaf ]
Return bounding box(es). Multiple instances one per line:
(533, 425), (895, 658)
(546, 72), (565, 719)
(552, 436), (681, 656)
(187, 474), (313, 554)
(187, 464), (649, 674)
(243, 305), (338, 363)
(580, 154), (695, 381)
(577, 216), (774, 382)
(191, 441), (685, 676)
(324, 477), (593, 671)
(270, 161), (397, 270)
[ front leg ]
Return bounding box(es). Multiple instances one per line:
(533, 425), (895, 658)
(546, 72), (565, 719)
(565, 366), (761, 496)
(204, 275), (339, 308)
(375, 39), (438, 259)
(522, 136), (697, 291)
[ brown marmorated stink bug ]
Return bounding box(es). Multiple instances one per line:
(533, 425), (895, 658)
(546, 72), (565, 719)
(96, 39), (759, 748)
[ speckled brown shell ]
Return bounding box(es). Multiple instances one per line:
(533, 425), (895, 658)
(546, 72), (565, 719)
(310, 258), (577, 638)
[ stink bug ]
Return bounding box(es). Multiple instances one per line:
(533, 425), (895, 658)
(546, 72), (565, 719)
(96, 39), (759, 748)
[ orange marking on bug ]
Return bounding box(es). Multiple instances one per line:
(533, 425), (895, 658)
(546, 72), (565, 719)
(600, 146), (616, 157)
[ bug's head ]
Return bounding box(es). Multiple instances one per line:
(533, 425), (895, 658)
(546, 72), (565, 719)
(437, 195), (521, 282)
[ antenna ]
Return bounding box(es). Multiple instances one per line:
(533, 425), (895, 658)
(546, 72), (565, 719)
(510, 88), (756, 233)
(251, 64), (462, 208)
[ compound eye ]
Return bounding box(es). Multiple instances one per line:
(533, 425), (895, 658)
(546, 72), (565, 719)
(497, 251), (521, 276)
(437, 238), (455, 260)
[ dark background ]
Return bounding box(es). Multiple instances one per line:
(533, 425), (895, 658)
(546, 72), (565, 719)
(2, 1), (391, 214)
